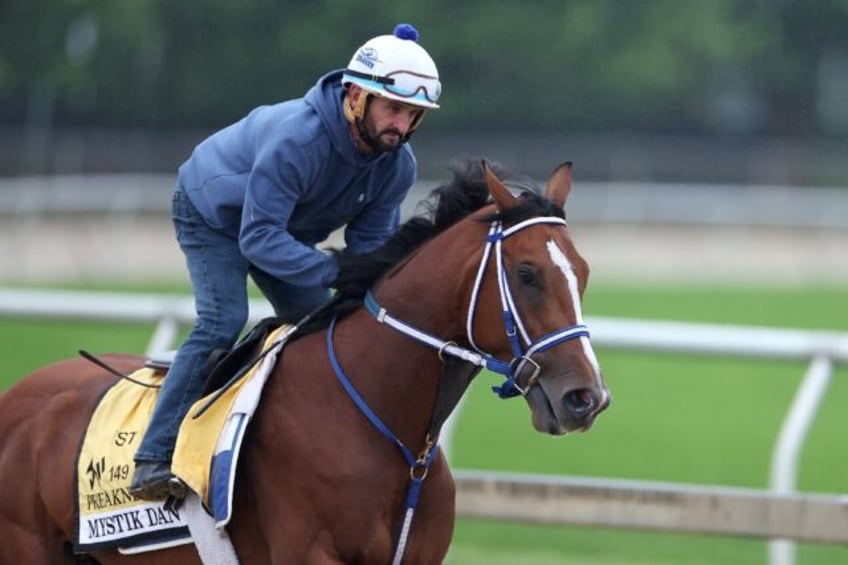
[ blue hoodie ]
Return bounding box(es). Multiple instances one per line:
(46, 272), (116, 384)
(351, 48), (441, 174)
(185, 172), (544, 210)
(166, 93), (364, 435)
(178, 70), (417, 288)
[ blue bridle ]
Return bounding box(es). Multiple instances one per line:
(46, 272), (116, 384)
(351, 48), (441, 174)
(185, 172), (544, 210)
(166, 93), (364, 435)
(365, 216), (591, 398)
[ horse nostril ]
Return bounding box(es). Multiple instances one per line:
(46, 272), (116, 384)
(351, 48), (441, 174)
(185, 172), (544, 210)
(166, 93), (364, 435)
(564, 388), (597, 416)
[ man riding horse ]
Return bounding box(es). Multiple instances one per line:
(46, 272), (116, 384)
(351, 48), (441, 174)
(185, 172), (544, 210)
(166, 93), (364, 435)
(130, 23), (443, 500)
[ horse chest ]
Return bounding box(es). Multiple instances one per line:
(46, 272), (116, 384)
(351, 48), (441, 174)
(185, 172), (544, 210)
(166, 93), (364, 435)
(319, 466), (455, 563)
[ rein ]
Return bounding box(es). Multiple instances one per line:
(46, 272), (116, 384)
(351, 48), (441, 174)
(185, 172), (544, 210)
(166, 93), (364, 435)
(325, 215), (592, 564)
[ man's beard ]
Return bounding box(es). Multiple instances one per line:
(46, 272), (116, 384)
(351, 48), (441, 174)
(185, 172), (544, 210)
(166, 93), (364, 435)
(356, 118), (405, 154)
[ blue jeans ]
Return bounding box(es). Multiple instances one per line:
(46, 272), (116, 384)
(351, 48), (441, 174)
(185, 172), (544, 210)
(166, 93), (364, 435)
(134, 185), (330, 463)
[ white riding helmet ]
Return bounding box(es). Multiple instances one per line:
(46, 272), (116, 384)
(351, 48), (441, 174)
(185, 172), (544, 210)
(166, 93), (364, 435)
(342, 24), (441, 110)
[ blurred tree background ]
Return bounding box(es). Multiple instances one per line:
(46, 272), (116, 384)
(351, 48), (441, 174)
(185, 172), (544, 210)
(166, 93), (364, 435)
(1, 0), (847, 183)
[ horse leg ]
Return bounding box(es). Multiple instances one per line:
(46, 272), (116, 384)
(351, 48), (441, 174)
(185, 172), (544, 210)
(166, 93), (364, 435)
(302, 543), (345, 564)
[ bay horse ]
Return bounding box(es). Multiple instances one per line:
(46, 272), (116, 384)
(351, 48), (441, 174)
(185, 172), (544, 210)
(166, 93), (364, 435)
(0, 160), (609, 564)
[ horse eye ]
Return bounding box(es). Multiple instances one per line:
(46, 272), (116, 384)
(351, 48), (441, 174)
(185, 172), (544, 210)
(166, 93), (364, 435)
(517, 264), (539, 288)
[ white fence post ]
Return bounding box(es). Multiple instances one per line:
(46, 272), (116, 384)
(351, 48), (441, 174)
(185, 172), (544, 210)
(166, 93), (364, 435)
(768, 355), (835, 565)
(146, 316), (182, 356)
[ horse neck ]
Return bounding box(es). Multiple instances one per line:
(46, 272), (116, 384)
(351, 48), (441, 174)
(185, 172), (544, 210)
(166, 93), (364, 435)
(376, 218), (484, 342)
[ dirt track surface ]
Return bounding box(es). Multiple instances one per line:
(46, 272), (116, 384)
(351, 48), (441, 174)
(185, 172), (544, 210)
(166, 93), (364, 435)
(2, 216), (846, 286)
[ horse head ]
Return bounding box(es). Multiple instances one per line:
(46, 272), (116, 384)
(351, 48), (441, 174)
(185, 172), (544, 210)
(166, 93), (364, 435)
(322, 158), (610, 437)
(464, 162), (610, 435)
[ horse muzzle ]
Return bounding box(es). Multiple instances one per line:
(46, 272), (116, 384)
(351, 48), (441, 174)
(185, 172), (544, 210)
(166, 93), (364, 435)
(526, 372), (610, 435)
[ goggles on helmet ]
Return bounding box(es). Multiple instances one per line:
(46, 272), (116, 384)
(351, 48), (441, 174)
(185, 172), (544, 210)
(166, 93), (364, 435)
(345, 69), (441, 105)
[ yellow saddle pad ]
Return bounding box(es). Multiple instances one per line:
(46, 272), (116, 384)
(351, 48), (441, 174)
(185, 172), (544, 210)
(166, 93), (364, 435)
(75, 367), (191, 551)
(75, 323), (293, 550)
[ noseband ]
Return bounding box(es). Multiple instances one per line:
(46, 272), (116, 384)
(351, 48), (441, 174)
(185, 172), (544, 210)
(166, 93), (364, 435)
(365, 216), (590, 398)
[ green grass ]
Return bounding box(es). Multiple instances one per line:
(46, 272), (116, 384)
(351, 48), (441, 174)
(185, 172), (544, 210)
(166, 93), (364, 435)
(1, 282), (847, 564)
(448, 283), (848, 564)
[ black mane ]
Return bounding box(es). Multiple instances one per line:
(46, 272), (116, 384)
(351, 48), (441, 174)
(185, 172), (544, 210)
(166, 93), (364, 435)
(292, 159), (563, 336)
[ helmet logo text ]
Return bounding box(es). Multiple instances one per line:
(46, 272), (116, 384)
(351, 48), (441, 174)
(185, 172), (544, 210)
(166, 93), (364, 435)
(355, 47), (379, 69)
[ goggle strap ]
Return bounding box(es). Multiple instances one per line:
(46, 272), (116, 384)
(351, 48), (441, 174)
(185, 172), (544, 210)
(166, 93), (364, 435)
(345, 69), (394, 86)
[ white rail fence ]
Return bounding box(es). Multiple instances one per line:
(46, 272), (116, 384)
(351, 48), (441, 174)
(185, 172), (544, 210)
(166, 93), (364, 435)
(2, 288), (846, 564)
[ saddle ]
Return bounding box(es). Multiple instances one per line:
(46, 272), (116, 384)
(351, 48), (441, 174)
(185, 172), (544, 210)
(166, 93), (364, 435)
(146, 317), (286, 395)
(202, 317), (286, 394)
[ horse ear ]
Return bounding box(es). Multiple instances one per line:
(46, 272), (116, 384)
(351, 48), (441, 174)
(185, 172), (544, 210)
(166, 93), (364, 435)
(484, 161), (517, 212)
(545, 161), (573, 209)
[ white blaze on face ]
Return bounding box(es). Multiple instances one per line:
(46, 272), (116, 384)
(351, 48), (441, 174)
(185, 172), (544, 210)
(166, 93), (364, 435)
(546, 239), (603, 380)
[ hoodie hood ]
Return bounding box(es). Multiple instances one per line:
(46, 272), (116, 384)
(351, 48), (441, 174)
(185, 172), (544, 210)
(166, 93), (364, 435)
(304, 69), (383, 166)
